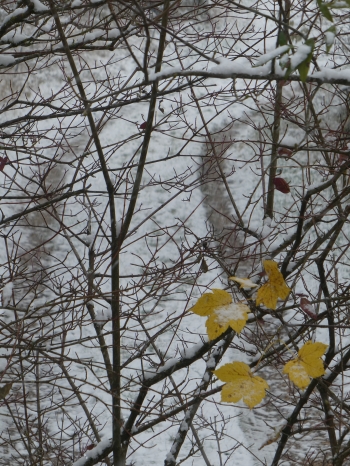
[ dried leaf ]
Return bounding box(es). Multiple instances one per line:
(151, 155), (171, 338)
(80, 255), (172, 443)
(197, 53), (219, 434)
(256, 260), (290, 310)
(139, 121), (147, 130)
(283, 341), (328, 389)
(214, 362), (269, 409)
(273, 177), (290, 193)
(229, 276), (259, 289)
(200, 258), (208, 273)
(158, 99), (165, 113)
(259, 424), (285, 450)
(278, 147), (293, 157)
(0, 382), (12, 399)
(0, 157), (8, 172)
(300, 298), (317, 320)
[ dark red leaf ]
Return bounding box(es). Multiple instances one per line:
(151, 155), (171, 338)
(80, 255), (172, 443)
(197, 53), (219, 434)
(139, 121), (147, 130)
(278, 147), (293, 157)
(300, 298), (317, 320)
(86, 444), (95, 451)
(273, 177), (290, 194)
(0, 157), (9, 171)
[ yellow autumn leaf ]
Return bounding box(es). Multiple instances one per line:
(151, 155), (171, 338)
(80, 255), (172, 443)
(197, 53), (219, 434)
(190, 289), (232, 317)
(256, 260), (290, 310)
(190, 290), (249, 340)
(214, 362), (269, 409)
(283, 341), (328, 389)
(206, 302), (249, 340)
(229, 276), (259, 289)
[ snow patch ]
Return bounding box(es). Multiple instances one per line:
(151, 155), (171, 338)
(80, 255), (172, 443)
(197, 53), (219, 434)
(85, 234), (93, 245)
(290, 44), (312, 70)
(0, 55), (15, 66)
(206, 355), (216, 369)
(157, 357), (178, 373)
(165, 452), (175, 463)
(286, 262), (297, 272)
(148, 65), (182, 81)
(180, 420), (188, 431)
(0, 8), (27, 29)
(73, 438), (112, 466)
(94, 306), (112, 324)
(214, 303), (245, 324)
(313, 67), (350, 82)
(108, 28), (121, 39)
(209, 56), (271, 77)
(255, 45), (290, 66)
(1, 31), (29, 44)
(179, 339), (208, 359)
(325, 30), (335, 49)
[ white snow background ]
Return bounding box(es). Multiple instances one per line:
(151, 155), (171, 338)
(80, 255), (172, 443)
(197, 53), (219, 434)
(0, 1), (348, 465)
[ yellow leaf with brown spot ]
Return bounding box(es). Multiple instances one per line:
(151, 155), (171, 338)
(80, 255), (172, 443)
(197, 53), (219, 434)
(214, 362), (269, 409)
(283, 341), (328, 389)
(256, 260), (290, 309)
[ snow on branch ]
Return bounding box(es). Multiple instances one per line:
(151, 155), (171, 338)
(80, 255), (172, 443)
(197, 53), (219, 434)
(147, 56), (350, 86)
(73, 439), (112, 466)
